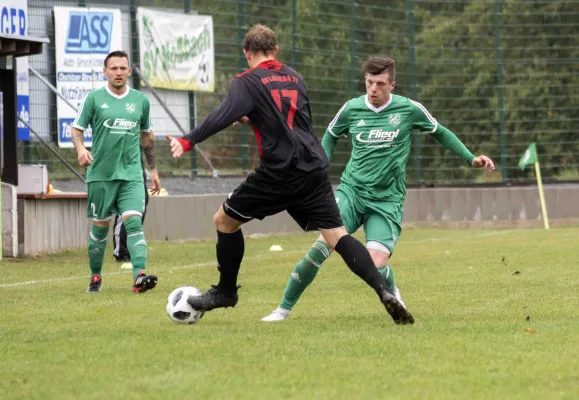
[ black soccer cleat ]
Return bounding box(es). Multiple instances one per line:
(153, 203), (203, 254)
(378, 285), (415, 325)
(187, 284), (240, 312)
(132, 271), (158, 293)
(87, 274), (102, 292)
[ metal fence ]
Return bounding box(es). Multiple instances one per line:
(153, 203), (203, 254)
(23, 0), (579, 185)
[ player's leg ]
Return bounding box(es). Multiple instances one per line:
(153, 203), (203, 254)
(263, 186), (363, 321)
(261, 234), (329, 321)
(187, 170), (291, 312)
(114, 181), (149, 265)
(86, 181), (118, 292)
(114, 180), (149, 264)
(187, 205), (246, 310)
(364, 202), (407, 307)
(291, 172), (413, 324)
(117, 179), (157, 293)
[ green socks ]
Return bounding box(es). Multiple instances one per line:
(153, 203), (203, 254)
(88, 224), (109, 276)
(378, 265), (396, 290)
(124, 215), (148, 280)
(280, 240), (330, 310)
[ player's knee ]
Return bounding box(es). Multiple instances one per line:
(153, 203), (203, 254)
(367, 245), (390, 267)
(123, 214), (143, 235)
(213, 206), (242, 233)
(92, 218), (110, 228)
(320, 226), (348, 250)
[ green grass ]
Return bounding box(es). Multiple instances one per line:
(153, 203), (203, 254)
(1, 228), (578, 399)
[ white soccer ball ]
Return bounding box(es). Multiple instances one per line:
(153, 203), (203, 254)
(166, 286), (205, 324)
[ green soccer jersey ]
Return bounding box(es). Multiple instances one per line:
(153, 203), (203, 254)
(73, 86), (152, 183)
(325, 94), (474, 202)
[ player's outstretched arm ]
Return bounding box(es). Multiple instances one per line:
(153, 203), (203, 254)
(167, 78), (254, 158)
(141, 131), (161, 194)
(430, 125), (476, 165)
(431, 126), (495, 171)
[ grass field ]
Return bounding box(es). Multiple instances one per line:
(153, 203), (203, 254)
(1, 227), (578, 399)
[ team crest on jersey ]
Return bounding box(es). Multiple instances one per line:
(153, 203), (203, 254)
(388, 113), (401, 126)
(125, 103), (136, 113)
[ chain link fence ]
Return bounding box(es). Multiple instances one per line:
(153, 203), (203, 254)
(23, 0), (579, 186)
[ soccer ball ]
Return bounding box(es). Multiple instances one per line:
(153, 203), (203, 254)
(166, 286), (205, 324)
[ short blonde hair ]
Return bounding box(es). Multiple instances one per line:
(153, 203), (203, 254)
(243, 24), (277, 55)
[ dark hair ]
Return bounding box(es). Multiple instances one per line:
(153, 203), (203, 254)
(104, 50), (130, 68)
(243, 24), (277, 55)
(363, 58), (396, 82)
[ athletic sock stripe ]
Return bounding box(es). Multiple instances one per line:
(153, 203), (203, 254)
(312, 242), (330, 258)
(90, 232), (107, 242)
(127, 231), (144, 237)
(305, 255), (321, 268)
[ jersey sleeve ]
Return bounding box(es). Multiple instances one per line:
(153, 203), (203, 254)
(326, 100), (351, 138)
(140, 96), (153, 133)
(182, 78), (254, 147)
(72, 92), (94, 131)
(410, 99), (438, 134)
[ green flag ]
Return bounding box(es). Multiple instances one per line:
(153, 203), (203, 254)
(518, 143), (538, 170)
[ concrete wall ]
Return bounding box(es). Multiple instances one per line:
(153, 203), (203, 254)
(14, 186), (579, 256)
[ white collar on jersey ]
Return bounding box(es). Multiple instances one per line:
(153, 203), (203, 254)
(364, 94), (392, 113)
(105, 85), (130, 99)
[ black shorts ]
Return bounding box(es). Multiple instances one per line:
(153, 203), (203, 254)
(223, 168), (343, 231)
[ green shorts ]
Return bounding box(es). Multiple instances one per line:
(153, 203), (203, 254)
(87, 180), (146, 221)
(335, 183), (403, 254)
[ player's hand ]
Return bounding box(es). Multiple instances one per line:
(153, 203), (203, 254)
(233, 116), (253, 128)
(165, 135), (183, 158)
(149, 168), (161, 195)
(472, 155), (495, 171)
(77, 148), (93, 167)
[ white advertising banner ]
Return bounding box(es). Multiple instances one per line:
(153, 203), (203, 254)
(53, 6), (123, 148)
(1, 0), (30, 141)
(137, 8), (214, 92)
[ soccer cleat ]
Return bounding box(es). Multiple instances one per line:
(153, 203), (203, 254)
(132, 271), (158, 293)
(87, 274), (102, 292)
(378, 285), (415, 325)
(393, 286), (407, 309)
(187, 284), (240, 312)
(261, 307), (291, 322)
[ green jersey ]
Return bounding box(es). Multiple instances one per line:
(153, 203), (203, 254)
(324, 94), (474, 202)
(73, 86), (152, 183)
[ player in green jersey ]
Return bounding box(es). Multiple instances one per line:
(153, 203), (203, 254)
(71, 50), (161, 293)
(262, 57), (495, 322)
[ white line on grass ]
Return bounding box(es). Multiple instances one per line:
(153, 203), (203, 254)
(0, 250), (307, 289)
(0, 230), (513, 289)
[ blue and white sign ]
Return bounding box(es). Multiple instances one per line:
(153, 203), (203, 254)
(2, 0), (30, 141)
(65, 11), (114, 54)
(53, 6), (122, 148)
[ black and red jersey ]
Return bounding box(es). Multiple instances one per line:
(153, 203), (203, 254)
(180, 59), (328, 173)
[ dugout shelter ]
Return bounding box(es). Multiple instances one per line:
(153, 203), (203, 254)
(0, 33), (48, 260)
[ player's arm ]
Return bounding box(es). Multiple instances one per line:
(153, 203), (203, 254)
(410, 100), (494, 170)
(321, 101), (351, 162)
(140, 97), (161, 194)
(72, 93), (94, 167)
(167, 79), (254, 157)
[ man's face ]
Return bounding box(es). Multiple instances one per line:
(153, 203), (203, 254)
(104, 57), (131, 89)
(365, 72), (395, 107)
